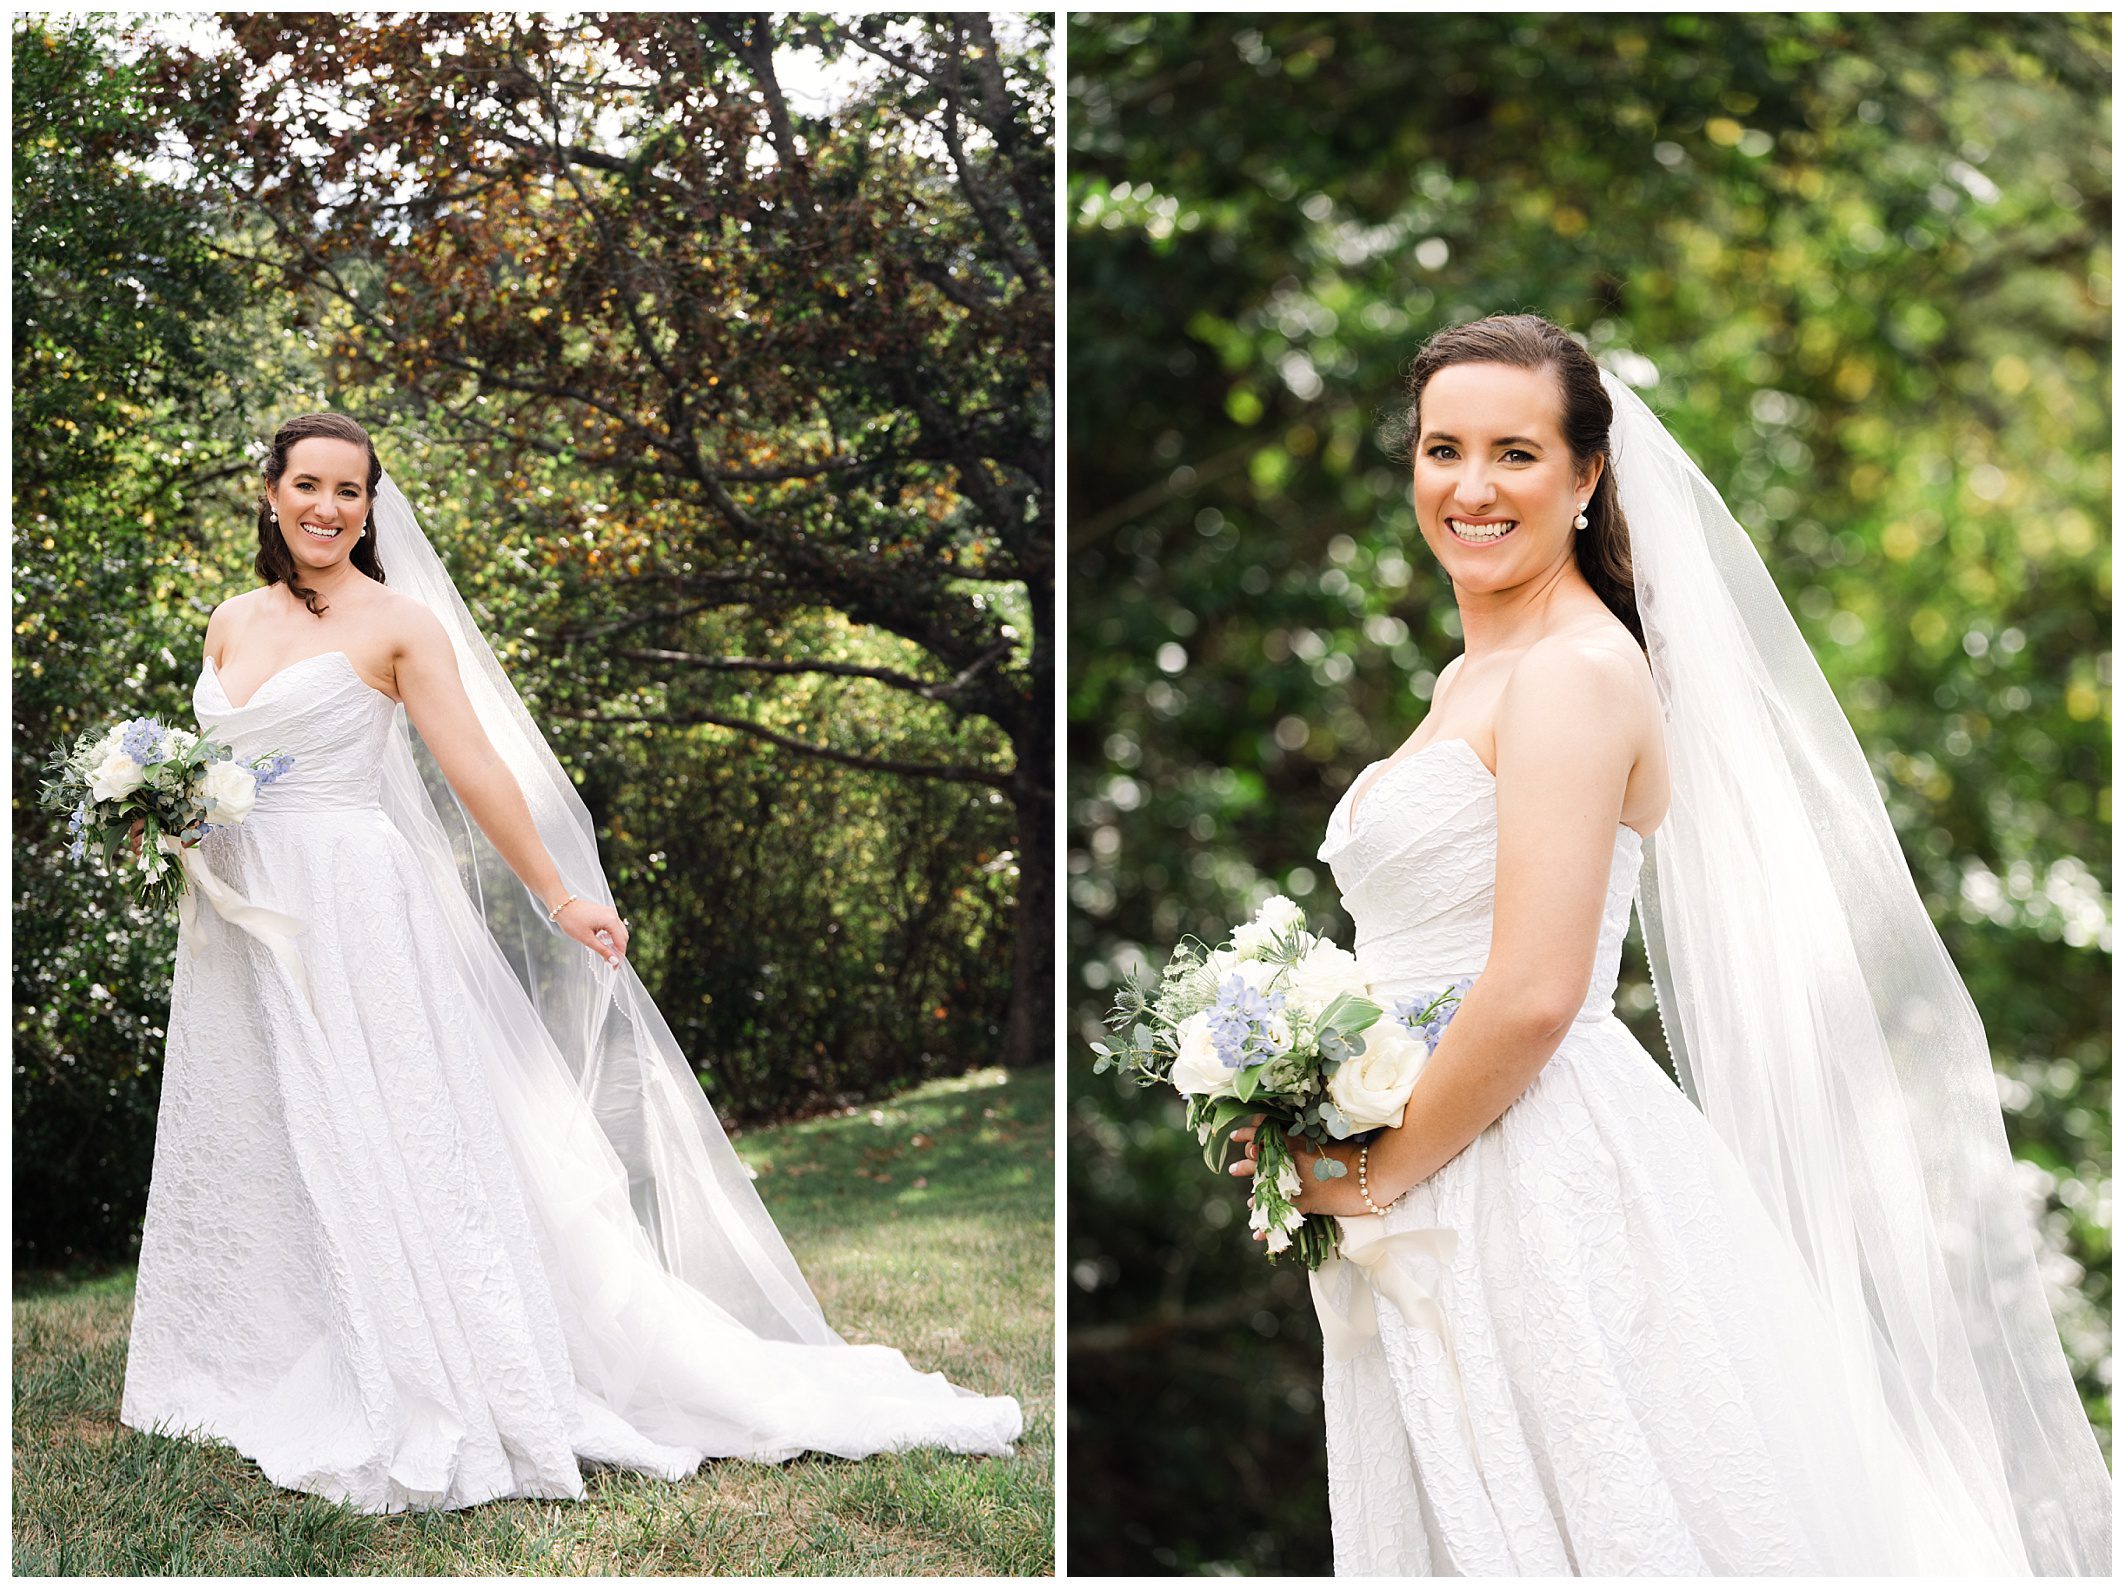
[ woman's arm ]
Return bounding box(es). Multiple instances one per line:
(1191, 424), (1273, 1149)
(390, 604), (631, 966)
(1240, 639), (1645, 1215)
(201, 597), (234, 670)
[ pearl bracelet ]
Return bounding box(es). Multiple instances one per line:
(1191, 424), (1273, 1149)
(1358, 1143), (1398, 1217)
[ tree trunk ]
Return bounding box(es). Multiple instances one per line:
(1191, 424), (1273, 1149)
(999, 537), (1055, 1072)
(1001, 763), (1054, 1070)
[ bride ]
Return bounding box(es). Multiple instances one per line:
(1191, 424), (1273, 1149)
(119, 412), (1021, 1513)
(1231, 315), (2108, 1574)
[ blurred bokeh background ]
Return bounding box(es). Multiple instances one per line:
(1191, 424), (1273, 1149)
(1066, 12), (2110, 1574)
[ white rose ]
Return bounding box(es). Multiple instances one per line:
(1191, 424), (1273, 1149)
(1327, 1017), (1430, 1132)
(1262, 1012), (1294, 1053)
(1256, 895), (1304, 935)
(1206, 947), (1277, 993)
(200, 759), (260, 824)
(1169, 1011), (1235, 1099)
(1284, 940), (1366, 1019)
(89, 749), (145, 803)
(1234, 894), (1306, 955)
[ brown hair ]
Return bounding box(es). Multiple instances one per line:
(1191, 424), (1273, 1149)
(255, 412), (386, 615)
(1403, 313), (1642, 649)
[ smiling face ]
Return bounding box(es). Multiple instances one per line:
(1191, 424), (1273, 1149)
(1411, 361), (1601, 594)
(266, 436), (373, 573)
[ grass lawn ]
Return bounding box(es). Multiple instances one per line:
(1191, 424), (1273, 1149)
(13, 1064), (1055, 1576)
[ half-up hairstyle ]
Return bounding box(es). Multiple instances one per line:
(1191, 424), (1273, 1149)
(1403, 313), (1642, 649)
(255, 412), (386, 615)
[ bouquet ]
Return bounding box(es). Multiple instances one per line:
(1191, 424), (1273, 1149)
(41, 714), (292, 914)
(1095, 895), (1467, 1268)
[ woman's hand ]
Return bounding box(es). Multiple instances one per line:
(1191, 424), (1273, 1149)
(127, 816), (200, 857)
(1229, 1119), (1378, 1227)
(555, 898), (631, 968)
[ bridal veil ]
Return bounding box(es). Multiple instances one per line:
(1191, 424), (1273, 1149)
(366, 475), (844, 1375)
(1610, 370), (2109, 1573)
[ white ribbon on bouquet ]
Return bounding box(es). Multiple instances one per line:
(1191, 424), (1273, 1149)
(158, 833), (317, 1023)
(1310, 1215), (1483, 1475)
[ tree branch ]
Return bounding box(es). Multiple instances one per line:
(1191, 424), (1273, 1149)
(612, 646), (1001, 701)
(935, 40), (1044, 287)
(1068, 433), (1284, 553)
(1067, 1299), (1279, 1355)
(957, 14), (1052, 259)
(618, 649), (927, 692)
(708, 14), (812, 212)
(553, 705), (1011, 788)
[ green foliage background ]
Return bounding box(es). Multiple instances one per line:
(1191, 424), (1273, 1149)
(1065, 12), (2111, 1574)
(13, 17), (1036, 1262)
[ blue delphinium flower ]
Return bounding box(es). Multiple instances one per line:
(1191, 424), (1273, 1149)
(1396, 975), (1476, 1045)
(119, 717), (165, 764)
(254, 753), (296, 788)
(66, 803), (87, 861)
(1207, 974), (1289, 1069)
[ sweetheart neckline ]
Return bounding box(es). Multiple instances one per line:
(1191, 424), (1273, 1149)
(1343, 737), (1490, 830)
(1336, 736), (1649, 846)
(203, 650), (396, 711)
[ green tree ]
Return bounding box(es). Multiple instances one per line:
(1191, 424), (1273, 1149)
(151, 11), (1058, 1067)
(12, 16), (258, 1260)
(14, 14), (1050, 1261)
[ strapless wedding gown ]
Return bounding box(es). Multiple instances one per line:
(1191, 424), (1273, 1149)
(120, 650), (1020, 1512)
(1313, 737), (2020, 1576)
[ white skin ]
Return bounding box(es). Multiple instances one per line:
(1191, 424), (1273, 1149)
(1233, 359), (1669, 1220)
(145, 434), (632, 969)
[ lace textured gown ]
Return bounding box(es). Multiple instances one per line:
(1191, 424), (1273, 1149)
(120, 651), (1020, 1512)
(1314, 737), (2017, 1577)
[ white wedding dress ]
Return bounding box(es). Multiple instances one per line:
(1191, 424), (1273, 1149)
(1313, 736), (2024, 1576)
(120, 649), (1021, 1513)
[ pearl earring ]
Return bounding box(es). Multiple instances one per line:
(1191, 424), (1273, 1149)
(1573, 504), (1589, 530)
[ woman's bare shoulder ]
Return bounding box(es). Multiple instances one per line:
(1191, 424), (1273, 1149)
(1516, 620), (1650, 693)
(203, 585), (269, 658)
(1501, 620), (1659, 756)
(368, 586), (448, 650)
(210, 584), (270, 620)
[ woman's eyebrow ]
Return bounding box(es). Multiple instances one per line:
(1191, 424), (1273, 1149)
(1421, 431), (1544, 448)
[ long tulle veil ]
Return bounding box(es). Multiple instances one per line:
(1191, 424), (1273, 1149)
(366, 474), (841, 1353)
(1610, 369), (2110, 1573)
